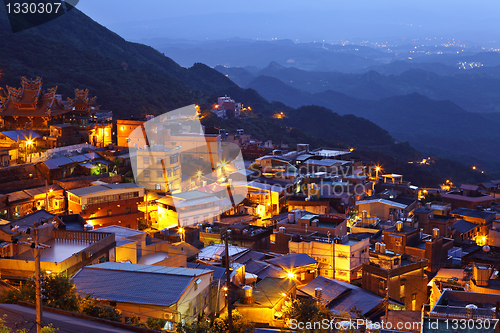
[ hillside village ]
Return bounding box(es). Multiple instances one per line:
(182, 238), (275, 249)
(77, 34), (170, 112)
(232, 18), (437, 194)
(0, 78), (500, 332)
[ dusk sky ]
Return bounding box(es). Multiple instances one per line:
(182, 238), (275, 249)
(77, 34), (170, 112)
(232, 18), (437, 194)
(76, 0), (500, 43)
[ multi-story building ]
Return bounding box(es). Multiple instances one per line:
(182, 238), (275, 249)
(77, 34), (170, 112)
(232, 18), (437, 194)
(362, 246), (429, 311)
(0, 210), (115, 280)
(131, 144), (182, 193)
(289, 233), (369, 282)
(379, 221), (453, 274)
(156, 190), (221, 229)
(67, 183), (145, 229)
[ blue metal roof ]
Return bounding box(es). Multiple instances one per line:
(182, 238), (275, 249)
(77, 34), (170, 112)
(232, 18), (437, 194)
(72, 264), (197, 306)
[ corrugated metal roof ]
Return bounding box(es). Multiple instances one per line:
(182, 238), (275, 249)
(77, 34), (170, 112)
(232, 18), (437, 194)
(356, 198), (408, 209)
(72, 266), (195, 306)
(68, 183), (143, 197)
(198, 243), (248, 261)
(1, 129), (40, 142)
(88, 262), (212, 276)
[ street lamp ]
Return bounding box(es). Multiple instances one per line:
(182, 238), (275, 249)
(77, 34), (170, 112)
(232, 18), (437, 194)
(178, 227), (185, 242)
(375, 166), (382, 179)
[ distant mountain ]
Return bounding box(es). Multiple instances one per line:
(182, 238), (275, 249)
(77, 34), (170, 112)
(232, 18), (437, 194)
(241, 62), (500, 113)
(357, 61), (460, 76)
(247, 75), (500, 166)
(146, 38), (389, 72)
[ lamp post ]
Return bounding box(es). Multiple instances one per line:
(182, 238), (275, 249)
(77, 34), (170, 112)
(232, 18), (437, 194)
(224, 229), (233, 332)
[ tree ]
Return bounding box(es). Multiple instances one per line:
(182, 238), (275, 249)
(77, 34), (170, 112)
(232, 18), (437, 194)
(0, 315), (57, 333)
(282, 298), (332, 332)
(175, 310), (253, 333)
(78, 295), (121, 322)
(0, 274), (78, 312)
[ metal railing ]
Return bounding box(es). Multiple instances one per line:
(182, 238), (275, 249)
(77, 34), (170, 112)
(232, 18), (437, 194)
(424, 304), (496, 320)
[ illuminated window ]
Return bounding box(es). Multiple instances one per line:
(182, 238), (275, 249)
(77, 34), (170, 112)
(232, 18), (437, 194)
(107, 209), (112, 216)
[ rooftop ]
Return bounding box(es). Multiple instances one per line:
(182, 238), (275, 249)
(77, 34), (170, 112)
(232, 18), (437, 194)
(197, 243), (249, 261)
(266, 253), (317, 270)
(15, 238), (92, 263)
(451, 208), (496, 220)
(72, 263), (205, 307)
(453, 219), (477, 234)
(357, 198), (408, 209)
(68, 183), (143, 197)
(251, 277), (296, 308)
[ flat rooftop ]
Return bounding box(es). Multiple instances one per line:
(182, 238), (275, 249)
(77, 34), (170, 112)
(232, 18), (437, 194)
(15, 238), (92, 263)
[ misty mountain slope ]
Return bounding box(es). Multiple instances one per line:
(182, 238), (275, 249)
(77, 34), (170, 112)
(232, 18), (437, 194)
(214, 65), (256, 87)
(247, 62), (500, 113)
(247, 76), (500, 165)
(148, 38), (387, 71)
(0, 5), (270, 116)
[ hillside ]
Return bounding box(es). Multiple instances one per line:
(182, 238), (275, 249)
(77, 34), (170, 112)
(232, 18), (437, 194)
(247, 75), (500, 167)
(0, 5), (275, 117)
(0, 7), (491, 185)
(238, 62), (500, 113)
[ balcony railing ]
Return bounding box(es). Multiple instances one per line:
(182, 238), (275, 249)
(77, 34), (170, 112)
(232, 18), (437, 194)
(52, 229), (112, 243)
(424, 304), (496, 320)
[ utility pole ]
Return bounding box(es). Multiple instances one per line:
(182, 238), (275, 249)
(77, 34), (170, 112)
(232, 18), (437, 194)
(34, 227), (42, 333)
(224, 230), (233, 332)
(385, 270), (390, 324)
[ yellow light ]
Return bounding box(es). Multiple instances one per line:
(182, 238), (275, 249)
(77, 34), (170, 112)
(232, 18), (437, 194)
(27, 139), (33, 146)
(121, 126), (125, 131)
(473, 166), (476, 170)
(375, 166), (381, 172)
(287, 271), (295, 279)
(281, 293), (287, 297)
(223, 286), (228, 291)
(86, 220), (93, 226)
(46, 270), (52, 275)
(196, 171), (202, 177)
(179, 227), (185, 234)
(49, 189), (53, 193)
(423, 190), (428, 194)
(349, 148), (354, 152)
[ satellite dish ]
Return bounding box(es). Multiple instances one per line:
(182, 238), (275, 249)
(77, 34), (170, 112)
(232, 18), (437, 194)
(483, 245), (491, 252)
